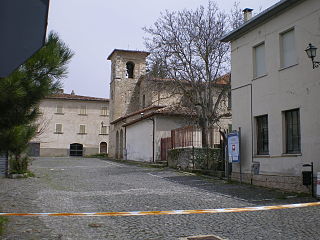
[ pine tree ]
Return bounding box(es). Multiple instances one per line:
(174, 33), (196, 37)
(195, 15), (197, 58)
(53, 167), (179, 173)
(0, 31), (73, 173)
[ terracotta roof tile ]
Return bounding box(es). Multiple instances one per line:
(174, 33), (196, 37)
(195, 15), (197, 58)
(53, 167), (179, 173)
(110, 105), (165, 124)
(47, 93), (109, 102)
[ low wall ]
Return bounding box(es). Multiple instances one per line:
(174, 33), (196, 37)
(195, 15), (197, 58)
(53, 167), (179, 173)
(231, 172), (313, 193)
(168, 147), (224, 171)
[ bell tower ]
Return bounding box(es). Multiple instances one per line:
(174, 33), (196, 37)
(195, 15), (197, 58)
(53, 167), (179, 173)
(107, 49), (149, 122)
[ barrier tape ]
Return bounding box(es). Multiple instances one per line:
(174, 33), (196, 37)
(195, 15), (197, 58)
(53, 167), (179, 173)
(0, 202), (319, 217)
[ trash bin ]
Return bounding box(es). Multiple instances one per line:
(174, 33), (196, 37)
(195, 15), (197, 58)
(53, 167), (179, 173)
(302, 171), (312, 186)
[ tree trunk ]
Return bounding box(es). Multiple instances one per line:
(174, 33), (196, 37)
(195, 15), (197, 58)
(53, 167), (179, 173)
(201, 120), (209, 148)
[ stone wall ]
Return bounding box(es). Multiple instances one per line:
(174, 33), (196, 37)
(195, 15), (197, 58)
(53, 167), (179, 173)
(231, 172), (314, 193)
(109, 51), (148, 122)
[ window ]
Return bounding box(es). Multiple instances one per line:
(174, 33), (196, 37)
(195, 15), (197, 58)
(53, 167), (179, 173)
(256, 115), (269, 155)
(126, 62), (134, 78)
(79, 124), (86, 134)
(56, 104), (63, 114)
(101, 106), (108, 116)
(55, 123), (63, 134)
(79, 105), (87, 115)
(280, 29), (297, 68)
(101, 125), (108, 135)
(253, 42), (266, 78)
(284, 109), (300, 153)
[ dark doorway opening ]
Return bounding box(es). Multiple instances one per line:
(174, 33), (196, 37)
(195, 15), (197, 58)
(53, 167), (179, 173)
(100, 142), (107, 154)
(70, 143), (83, 156)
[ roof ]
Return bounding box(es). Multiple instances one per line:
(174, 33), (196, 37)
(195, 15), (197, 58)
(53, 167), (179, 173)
(221, 0), (305, 42)
(215, 73), (230, 85)
(47, 93), (109, 102)
(110, 105), (164, 124)
(107, 49), (150, 60)
(140, 73), (230, 85)
(123, 105), (196, 127)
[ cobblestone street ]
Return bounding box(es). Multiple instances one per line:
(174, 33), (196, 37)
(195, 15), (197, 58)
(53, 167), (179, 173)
(0, 157), (319, 240)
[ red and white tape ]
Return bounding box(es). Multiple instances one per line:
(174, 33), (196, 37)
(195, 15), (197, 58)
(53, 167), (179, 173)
(0, 202), (319, 217)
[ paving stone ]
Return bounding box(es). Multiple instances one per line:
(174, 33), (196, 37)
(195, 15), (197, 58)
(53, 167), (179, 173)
(0, 157), (319, 239)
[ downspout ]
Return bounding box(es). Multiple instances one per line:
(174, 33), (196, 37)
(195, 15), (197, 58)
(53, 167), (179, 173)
(124, 126), (127, 160)
(231, 83), (254, 183)
(152, 117), (155, 163)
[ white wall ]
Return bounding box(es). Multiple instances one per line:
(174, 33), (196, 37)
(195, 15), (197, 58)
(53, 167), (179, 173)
(230, 0), (320, 176)
(126, 120), (153, 162)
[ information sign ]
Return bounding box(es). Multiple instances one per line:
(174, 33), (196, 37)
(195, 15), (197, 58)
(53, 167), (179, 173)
(228, 131), (240, 163)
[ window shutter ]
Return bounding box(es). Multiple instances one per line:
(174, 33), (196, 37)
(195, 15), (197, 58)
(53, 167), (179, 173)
(101, 126), (107, 134)
(55, 124), (62, 133)
(281, 29), (297, 68)
(79, 125), (86, 134)
(56, 104), (63, 113)
(80, 106), (87, 115)
(254, 43), (266, 78)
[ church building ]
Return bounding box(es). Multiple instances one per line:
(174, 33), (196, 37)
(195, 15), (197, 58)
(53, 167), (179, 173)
(107, 49), (231, 162)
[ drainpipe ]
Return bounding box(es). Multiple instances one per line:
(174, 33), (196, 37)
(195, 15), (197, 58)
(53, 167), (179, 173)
(231, 83), (254, 183)
(152, 118), (155, 163)
(145, 117), (155, 163)
(124, 126), (127, 160)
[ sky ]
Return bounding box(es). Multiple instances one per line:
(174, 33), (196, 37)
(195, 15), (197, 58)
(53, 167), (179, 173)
(47, 0), (279, 98)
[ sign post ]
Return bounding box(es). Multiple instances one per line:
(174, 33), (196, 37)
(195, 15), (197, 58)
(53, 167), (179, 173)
(228, 129), (241, 183)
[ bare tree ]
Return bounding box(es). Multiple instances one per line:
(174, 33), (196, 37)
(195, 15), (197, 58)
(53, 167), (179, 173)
(144, 1), (239, 147)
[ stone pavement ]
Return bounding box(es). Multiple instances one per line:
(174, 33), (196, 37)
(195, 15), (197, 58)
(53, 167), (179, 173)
(0, 157), (319, 240)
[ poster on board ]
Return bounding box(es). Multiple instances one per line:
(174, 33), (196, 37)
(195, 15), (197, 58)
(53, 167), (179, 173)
(228, 131), (240, 163)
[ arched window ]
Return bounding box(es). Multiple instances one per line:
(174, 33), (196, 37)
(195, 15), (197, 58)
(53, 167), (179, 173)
(126, 62), (134, 78)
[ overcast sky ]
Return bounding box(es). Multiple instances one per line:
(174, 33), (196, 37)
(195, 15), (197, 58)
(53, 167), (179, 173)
(47, 0), (279, 98)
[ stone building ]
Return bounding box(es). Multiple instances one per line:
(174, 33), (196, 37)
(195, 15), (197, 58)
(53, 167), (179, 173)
(30, 92), (110, 157)
(107, 49), (231, 162)
(221, 0), (320, 192)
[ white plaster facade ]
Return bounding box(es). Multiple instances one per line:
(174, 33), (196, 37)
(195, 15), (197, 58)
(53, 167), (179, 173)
(125, 115), (190, 162)
(31, 93), (110, 157)
(221, 0), (320, 191)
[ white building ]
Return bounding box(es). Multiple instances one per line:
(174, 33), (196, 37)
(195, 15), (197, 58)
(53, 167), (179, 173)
(30, 92), (110, 157)
(221, 0), (320, 192)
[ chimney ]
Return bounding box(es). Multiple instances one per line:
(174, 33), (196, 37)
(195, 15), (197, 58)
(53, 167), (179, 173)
(243, 8), (253, 22)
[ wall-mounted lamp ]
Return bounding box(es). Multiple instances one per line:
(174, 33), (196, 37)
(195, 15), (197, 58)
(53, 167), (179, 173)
(305, 43), (320, 69)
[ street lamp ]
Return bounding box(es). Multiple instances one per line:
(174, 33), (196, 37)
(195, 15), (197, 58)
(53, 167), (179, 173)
(305, 43), (320, 69)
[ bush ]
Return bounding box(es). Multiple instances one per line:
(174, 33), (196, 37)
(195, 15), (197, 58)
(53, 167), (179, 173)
(9, 155), (29, 174)
(168, 147), (223, 171)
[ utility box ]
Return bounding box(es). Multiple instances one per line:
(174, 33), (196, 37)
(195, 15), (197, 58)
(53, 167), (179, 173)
(302, 171), (312, 186)
(252, 162), (260, 175)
